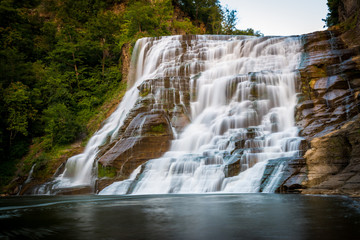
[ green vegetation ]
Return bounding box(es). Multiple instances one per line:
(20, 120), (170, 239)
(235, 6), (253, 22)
(150, 124), (166, 134)
(140, 88), (150, 97)
(174, 0), (262, 35)
(98, 164), (117, 178)
(0, 0), (263, 192)
(339, 11), (358, 31)
(323, 0), (340, 27)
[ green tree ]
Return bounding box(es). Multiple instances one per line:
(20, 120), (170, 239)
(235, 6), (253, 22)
(124, 0), (174, 37)
(3, 82), (36, 145)
(174, 0), (222, 33)
(43, 103), (79, 147)
(222, 7), (237, 34)
(323, 0), (340, 27)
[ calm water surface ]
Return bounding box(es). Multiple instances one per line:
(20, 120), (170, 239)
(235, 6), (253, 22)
(0, 194), (359, 240)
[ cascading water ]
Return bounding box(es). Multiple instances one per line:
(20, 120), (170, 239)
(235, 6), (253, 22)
(99, 35), (304, 195)
(34, 37), (188, 194)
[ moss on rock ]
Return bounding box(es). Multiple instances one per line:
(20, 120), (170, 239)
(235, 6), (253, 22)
(98, 165), (118, 179)
(150, 124), (166, 133)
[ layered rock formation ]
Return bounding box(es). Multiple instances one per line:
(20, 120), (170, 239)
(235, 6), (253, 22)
(98, 27), (360, 195)
(17, 1), (360, 196)
(302, 115), (360, 195)
(96, 38), (196, 191)
(280, 0), (360, 196)
(297, 30), (360, 139)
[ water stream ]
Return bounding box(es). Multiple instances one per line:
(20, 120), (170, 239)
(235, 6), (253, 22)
(99, 35), (304, 195)
(35, 35), (304, 195)
(1, 194), (360, 239)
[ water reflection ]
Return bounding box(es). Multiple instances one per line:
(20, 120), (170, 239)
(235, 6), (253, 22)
(0, 194), (359, 239)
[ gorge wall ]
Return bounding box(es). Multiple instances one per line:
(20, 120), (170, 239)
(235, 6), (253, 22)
(291, 0), (360, 196)
(275, 0), (360, 196)
(14, 0), (360, 196)
(95, 0), (360, 195)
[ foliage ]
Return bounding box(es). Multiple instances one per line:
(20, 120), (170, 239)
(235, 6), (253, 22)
(98, 165), (117, 178)
(222, 7), (237, 34)
(4, 82), (36, 141)
(174, 0), (223, 33)
(0, 0), (264, 191)
(174, 0), (262, 35)
(233, 28), (263, 37)
(150, 124), (166, 133)
(323, 0), (340, 27)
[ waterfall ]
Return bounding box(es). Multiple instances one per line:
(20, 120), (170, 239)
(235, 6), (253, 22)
(34, 37), (192, 194)
(99, 35), (304, 195)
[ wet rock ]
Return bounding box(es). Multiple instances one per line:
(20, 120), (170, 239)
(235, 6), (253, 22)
(260, 157), (289, 192)
(225, 158), (241, 178)
(323, 89), (349, 105)
(298, 29), (360, 139)
(121, 43), (131, 86)
(302, 114), (360, 195)
(57, 186), (93, 195)
(98, 112), (173, 181)
(225, 147), (244, 178)
(261, 157), (307, 193)
(313, 76), (348, 91)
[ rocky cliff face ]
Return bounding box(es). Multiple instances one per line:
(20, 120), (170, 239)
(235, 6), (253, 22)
(296, 29), (360, 196)
(278, 0), (360, 196)
(95, 26), (360, 195)
(16, 1), (360, 196)
(96, 36), (197, 191)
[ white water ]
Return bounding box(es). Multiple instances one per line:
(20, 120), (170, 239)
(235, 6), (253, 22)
(100, 35), (304, 195)
(25, 164), (36, 184)
(39, 37), (195, 192)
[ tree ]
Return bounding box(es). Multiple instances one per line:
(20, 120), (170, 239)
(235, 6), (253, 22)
(124, 0), (174, 37)
(323, 0), (340, 27)
(174, 0), (223, 33)
(3, 82), (36, 145)
(43, 103), (79, 147)
(222, 7), (237, 34)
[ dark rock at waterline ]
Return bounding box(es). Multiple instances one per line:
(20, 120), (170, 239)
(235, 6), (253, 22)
(294, 3), (360, 195)
(302, 114), (360, 196)
(56, 186), (93, 195)
(260, 157), (307, 193)
(17, 1), (360, 196)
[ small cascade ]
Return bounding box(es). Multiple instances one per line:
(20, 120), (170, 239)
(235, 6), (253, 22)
(100, 35), (304, 195)
(25, 164), (36, 184)
(98, 166), (142, 195)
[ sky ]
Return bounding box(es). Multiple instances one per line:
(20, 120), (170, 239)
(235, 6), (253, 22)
(220, 0), (329, 36)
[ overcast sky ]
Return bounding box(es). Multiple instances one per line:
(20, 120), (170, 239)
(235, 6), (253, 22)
(220, 0), (328, 36)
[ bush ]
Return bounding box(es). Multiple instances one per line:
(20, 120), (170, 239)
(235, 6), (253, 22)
(323, 0), (340, 27)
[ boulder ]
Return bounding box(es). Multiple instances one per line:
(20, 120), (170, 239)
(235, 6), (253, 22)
(98, 111), (173, 185)
(302, 114), (360, 195)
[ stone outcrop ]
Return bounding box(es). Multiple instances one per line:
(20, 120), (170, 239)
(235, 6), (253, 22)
(121, 43), (131, 84)
(280, 0), (360, 196)
(302, 115), (360, 196)
(339, 0), (359, 21)
(98, 111), (173, 182)
(96, 74), (193, 190)
(296, 30), (360, 139)
(15, 1), (360, 196)
(260, 157), (307, 193)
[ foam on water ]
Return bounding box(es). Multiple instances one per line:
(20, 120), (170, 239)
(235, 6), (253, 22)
(99, 35), (304, 195)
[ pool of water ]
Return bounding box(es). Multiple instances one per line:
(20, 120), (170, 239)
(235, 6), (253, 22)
(1, 194), (359, 239)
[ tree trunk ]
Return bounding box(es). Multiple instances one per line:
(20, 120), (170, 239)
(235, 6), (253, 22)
(101, 38), (106, 78)
(68, 35), (79, 87)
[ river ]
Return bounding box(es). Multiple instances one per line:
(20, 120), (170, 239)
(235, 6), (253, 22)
(1, 194), (359, 239)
